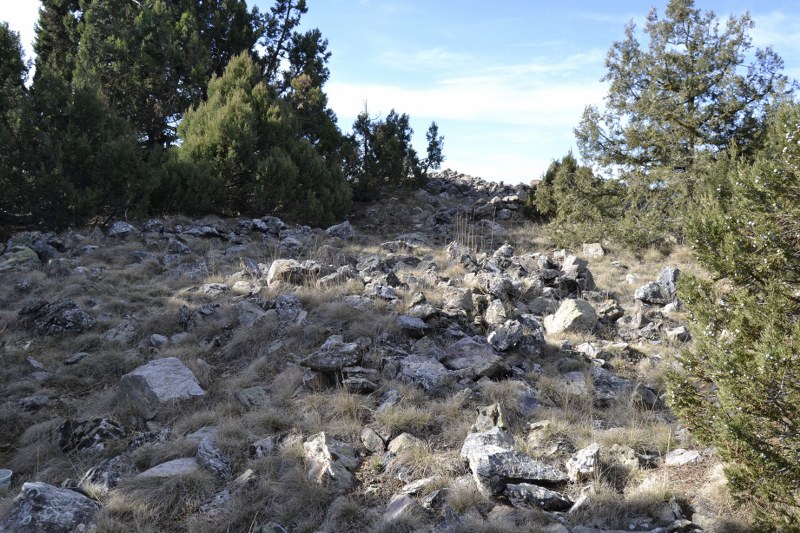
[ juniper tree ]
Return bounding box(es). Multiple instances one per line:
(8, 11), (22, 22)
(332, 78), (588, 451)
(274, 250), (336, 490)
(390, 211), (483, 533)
(177, 53), (350, 225)
(668, 102), (800, 528)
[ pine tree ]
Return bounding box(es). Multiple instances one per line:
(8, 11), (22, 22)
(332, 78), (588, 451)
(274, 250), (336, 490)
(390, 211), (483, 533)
(73, 0), (259, 147)
(574, 0), (790, 239)
(33, 0), (81, 84)
(532, 152), (624, 245)
(0, 22), (28, 223)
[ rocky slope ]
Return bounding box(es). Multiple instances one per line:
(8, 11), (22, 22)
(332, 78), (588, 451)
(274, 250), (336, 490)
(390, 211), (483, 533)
(0, 171), (747, 532)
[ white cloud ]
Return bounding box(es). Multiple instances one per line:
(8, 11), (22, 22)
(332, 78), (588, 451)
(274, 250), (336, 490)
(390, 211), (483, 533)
(328, 49), (607, 122)
(326, 50), (608, 184)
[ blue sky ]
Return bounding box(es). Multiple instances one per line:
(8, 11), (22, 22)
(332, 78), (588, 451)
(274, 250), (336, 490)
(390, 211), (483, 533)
(4, 1), (800, 183)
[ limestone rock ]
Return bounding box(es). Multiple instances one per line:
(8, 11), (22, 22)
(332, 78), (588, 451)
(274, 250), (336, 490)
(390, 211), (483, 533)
(303, 432), (359, 492)
(0, 482), (100, 533)
(505, 483), (573, 511)
(360, 427), (386, 454)
(118, 357), (206, 420)
(460, 427), (516, 463)
(582, 243), (605, 258)
(664, 448), (703, 467)
(266, 259), (320, 286)
(471, 403), (507, 432)
(469, 448), (568, 496)
(387, 433), (424, 454)
(544, 299), (597, 335)
(325, 220), (355, 240)
(441, 336), (509, 379)
(566, 442), (601, 482)
(138, 457), (201, 478)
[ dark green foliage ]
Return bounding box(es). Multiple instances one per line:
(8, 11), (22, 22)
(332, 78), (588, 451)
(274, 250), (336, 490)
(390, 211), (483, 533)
(20, 69), (153, 228)
(262, 0), (308, 83)
(349, 107), (442, 199)
(530, 152), (624, 246)
(421, 121), (445, 174)
(74, 0), (259, 147)
(178, 53), (350, 225)
(33, 0), (81, 84)
(0, 23), (28, 224)
(668, 102), (800, 528)
(574, 0), (790, 241)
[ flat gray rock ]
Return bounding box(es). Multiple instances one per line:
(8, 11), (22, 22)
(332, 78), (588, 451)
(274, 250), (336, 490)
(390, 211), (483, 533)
(137, 457), (201, 478)
(118, 357), (205, 420)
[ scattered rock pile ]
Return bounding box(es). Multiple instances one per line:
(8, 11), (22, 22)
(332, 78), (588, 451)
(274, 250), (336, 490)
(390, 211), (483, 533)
(0, 171), (719, 532)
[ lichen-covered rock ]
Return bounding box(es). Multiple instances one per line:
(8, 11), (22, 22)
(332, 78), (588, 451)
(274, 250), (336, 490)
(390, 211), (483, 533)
(461, 427), (566, 497)
(118, 357), (206, 420)
(504, 483), (573, 511)
(196, 437), (231, 480)
(0, 482), (100, 532)
(0, 246), (41, 272)
(300, 336), (363, 372)
(18, 299), (95, 336)
(56, 418), (126, 454)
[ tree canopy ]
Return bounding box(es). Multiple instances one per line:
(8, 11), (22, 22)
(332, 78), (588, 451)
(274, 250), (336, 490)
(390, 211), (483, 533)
(0, 0), (444, 229)
(571, 0), (791, 242)
(576, 0), (789, 174)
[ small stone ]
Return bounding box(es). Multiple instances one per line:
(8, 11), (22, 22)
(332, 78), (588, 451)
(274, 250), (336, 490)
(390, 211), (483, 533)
(566, 443), (601, 482)
(387, 433), (424, 454)
(665, 448), (703, 467)
(360, 427), (386, 454)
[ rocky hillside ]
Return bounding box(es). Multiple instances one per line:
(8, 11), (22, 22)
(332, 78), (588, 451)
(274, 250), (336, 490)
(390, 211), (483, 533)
(0, 171), (748, 532)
